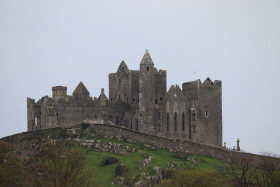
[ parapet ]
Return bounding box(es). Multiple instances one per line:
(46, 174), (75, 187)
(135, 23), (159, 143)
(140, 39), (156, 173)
(202, 77), (222, 87)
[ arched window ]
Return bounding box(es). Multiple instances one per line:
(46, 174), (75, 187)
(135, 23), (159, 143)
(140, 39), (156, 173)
(35, 117), (37, 127)
(167, 113), (170, 131)
(182, 112), (185, 131)
(147, 66), (149, 71)
(174, 112), (177, 131)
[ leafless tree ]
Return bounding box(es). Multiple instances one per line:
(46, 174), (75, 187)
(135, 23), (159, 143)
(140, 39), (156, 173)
(258, 152), (280, 187)
(223, 154), (258, 187)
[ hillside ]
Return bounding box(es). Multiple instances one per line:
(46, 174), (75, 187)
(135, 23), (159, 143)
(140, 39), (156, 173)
(2, 122), (280, 186)
(1, 123), (226, 186)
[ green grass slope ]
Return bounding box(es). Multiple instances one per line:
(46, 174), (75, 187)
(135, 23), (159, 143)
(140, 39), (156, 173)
(79, 135), (225, 186)
(0, 125), (231, 186)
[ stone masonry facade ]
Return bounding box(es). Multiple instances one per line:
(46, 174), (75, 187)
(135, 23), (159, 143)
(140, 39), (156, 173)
(27, 50), (222, 147)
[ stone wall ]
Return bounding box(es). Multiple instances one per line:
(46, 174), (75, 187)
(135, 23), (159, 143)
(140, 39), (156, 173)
(89, 122), (279, 165)
(3, 122), (280, 166)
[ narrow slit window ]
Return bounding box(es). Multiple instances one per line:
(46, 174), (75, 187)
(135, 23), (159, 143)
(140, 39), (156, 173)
(167, 113), (170, 131)
(135, 119), (138, 130)
(118, 79), (121, 87)
(174, 112), (177, 131)
(116, 116), (119, 125)
(182, 112), (185, 131)
(35, 117), (37, 127)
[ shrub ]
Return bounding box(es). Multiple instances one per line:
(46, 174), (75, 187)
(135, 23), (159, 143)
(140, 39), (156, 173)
(80, 123), (90, 130)
(271, 170), (280, 186)
(161, 168), (224, 187)
(162, 169), (175, 179)
(115, 163), (128, 177)
(103, 157), (119, 166)
(0, 140), (26, 186)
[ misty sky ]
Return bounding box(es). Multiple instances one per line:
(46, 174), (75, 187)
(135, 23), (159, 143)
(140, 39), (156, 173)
(0, 0), (280, 155)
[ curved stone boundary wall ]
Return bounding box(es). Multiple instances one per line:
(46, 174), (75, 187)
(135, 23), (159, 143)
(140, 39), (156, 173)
(2, 122), (280, 166)
(91, 123), (280, 165)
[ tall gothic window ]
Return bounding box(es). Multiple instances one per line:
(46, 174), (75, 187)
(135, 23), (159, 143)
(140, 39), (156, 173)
(167, 112), (170, 131)
(135, 119), (138, 130)
(174, 112), (177, 131)
(182, 112), (185, 131)
(35, 117), (37, 127)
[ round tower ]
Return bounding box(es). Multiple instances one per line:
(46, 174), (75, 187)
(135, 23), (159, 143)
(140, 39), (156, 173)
(139, 50), (156, 134)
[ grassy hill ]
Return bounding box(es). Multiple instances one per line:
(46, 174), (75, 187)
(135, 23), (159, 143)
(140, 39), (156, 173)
(81, 138), (224, 186)
(2, 123), (280, 187)
(3, 125), (225, 186)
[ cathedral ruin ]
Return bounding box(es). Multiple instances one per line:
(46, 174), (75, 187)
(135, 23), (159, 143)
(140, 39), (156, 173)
(27, 50), (222, 147)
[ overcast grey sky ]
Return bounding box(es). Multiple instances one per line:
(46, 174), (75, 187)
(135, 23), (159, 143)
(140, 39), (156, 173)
(1, 0), (280, 155)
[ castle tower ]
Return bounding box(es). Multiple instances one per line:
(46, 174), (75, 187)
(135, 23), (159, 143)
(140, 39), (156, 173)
(52, 86), (67, 101)
(182, 78), (222, 147)
(109, 61), (131, 104)
(27, 98), (35, 131)
(139, 50), (156, 134)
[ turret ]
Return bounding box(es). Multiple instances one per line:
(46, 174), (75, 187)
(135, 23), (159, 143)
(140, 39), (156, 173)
(52, 86), (67, 101)
(27, 98), (35, 131)
(98, 88), (108, 106)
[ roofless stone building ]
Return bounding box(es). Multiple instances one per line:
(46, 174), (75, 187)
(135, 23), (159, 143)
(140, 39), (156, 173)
(27, 50), (222, 147)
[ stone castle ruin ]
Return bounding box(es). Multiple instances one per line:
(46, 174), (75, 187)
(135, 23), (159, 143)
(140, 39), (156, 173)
(27, 50), (222, 147)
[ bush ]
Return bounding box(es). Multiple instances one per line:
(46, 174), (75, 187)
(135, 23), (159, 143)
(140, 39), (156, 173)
(26, 141), (97, 187)
(115, 163), (128, 177)
(0, 140), (26, 187)
(161, 168), (225, 187)
(103, 157), (119, 166)
(80, 123), (90, 130)
(271, 170), (280, 187)
(162, 169), (175, 179)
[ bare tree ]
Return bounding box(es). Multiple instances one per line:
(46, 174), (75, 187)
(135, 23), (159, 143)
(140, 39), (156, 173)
(223, 154), (258, 187)
(258, 152), (280, 187)
(25, 140), (97, 187)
